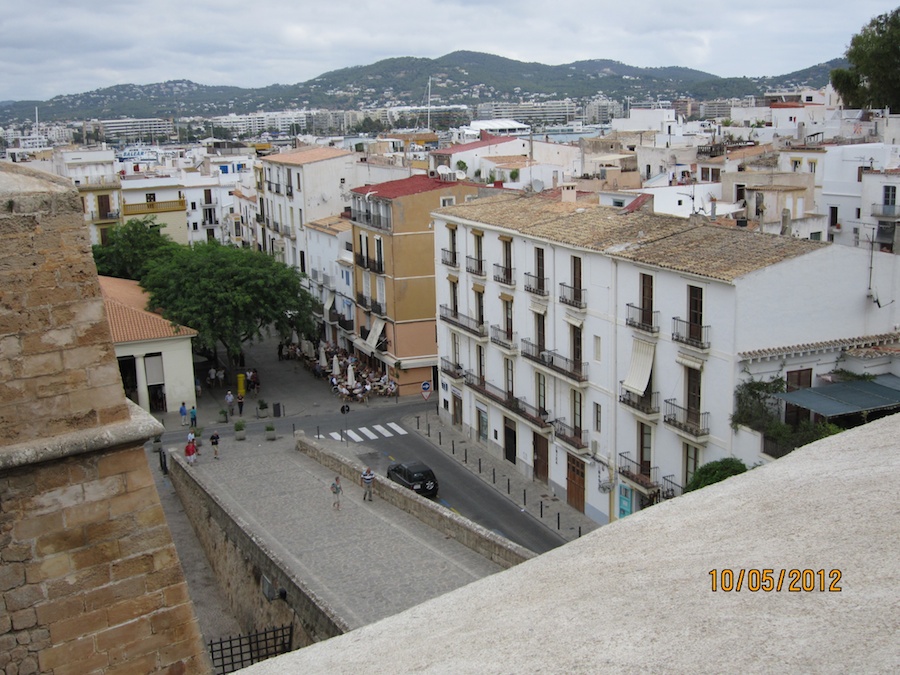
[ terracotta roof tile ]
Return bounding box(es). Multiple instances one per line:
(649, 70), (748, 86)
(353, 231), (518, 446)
(351, 174), (478, 200)
(739, 334), (899, 360)
(99, 277), (196, 344)
(261, 146), (352, 166)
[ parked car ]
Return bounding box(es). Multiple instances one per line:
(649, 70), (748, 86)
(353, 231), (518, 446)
(386, 461), (439, 498)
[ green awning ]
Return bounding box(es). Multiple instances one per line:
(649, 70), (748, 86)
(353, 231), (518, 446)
(774, 374), (900, 418)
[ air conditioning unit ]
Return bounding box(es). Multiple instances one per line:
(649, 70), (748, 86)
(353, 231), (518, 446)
(539, 351), (553, 364)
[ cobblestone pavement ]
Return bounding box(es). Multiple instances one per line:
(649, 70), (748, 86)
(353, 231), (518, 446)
(150, 333), (600, 641)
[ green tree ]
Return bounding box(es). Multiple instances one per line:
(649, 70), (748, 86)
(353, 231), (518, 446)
(92, 217), (178, 281)
(684, 458), (747, 493)
(831, 9), (900, 109)
(141, 242), (316, 363)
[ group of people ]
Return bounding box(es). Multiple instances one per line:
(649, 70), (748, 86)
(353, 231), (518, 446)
(185, 427), (220, 464)
(330, 467), (376, 510)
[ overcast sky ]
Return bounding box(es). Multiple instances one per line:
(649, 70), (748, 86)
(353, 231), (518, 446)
(2, 0), (896, 102)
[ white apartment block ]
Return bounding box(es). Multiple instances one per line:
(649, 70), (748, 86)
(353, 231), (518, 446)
(475, 100), (578, 126)
(432, 188), (899, 525)
(50, 147), (122, 245)
(100, 118), (175, 142)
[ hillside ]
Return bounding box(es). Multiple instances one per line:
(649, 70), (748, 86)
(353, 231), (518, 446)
(0, 52), (847, 126)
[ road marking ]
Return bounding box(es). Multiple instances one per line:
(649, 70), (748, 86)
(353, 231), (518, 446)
(346, 429), (364, 442)
(359, 427), (379, 439)
(373, 425), (393, 437)
(329, 432), (342, 441)
(387, 422), (407, 435)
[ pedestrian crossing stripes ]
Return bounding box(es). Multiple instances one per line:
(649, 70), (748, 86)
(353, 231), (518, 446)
(325, 422), (408, 442)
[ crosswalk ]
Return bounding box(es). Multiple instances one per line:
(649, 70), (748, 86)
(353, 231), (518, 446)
(321, 422), (408, 443)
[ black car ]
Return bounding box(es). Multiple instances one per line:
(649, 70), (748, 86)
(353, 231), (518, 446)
(386, 461), (439, 498)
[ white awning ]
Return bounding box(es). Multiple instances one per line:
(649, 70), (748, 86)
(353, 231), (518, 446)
(622, 339), (655, 395)
(676, 352), (704, 371)
(366, 317), (386, 347)
(323, 291), (335, 312)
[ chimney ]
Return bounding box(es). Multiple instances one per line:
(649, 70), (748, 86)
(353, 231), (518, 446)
(780, 208), (791, 236)
(710, 197), (717, 219)
(561, 183), (576, 203)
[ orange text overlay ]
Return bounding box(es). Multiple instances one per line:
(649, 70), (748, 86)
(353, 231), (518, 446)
(709, 569), (842, 593)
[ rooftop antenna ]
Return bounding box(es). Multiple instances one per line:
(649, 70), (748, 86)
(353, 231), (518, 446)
(427, 77), (432, 132)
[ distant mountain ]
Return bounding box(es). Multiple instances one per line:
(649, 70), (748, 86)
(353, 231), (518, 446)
(0, 52), (848, 126)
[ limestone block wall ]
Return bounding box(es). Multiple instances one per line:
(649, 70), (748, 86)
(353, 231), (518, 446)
(0, 162), (129, 445)
(0, 423), (211, 674)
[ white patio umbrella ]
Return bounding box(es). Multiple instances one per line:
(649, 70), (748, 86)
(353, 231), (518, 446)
(347, 364), (356, 388)
(332, 355), (340, 377)
(319, 345), (328, 369)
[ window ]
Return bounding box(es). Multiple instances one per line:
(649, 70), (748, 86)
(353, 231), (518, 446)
(701, 167), (710, 181)
(640, 273), (653, 326)
(884, 185), (896, 206)
(571, 325), (582, 363)
(688, 285), (703, 341)
(785, 368), (812, 427)
(808, 160), (817, 173)
(474, 290), (484, 324)
(536, 373), (546, 411)
(594, 402), (602, 432)
(477, 407), (488, 442)
(145, 193), (156, 203)
(190, 201), (196, 210)
(638, 422), (652, 472)
(476, 345), (485, 379)
(593, 335), (601, 361)
(829, 206), (839, 228)
(449, 280), (458, 314)
(451, 332), (460, 365)
(505, 358), (514, 396)
(503, 299), (513, 338)
(441, 196), (456, 207)
(684, 444), (700, 485)
(810, 232), (822, 241)
(686, 367), (701, 424)
(572, 390), (583, 433)
(535, 312), (546, 351)
(791, 159), (801, 172)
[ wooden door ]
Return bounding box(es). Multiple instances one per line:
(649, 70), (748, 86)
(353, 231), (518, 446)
(504, 417), (517, 465)
(533, 432), (548, 483)
(566, 454), (585, 512)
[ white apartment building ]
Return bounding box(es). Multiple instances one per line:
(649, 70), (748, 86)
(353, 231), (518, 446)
(432, 188), (899, 525)
(305, 214), (355, 350)
(50, 147), (122, 245)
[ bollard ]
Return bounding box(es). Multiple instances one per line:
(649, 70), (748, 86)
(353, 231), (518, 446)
(452, 440), (455, 455)
(523, 489), (526, 506)
(540, 501), (543, 518)
(578, 526), (582, 538)
(507, 478), (510, 494)
(439, 431), (442, 445)
(464, 447), (467, 463)
(478, 458), (482, 473)
(557, 513), (561, 530)
(317, 426), (320, 438)
(492, 467), (495, 484)
(416, 416), (420, 429)
(292, 423), (295, 434)
(427, 423), (431, 437)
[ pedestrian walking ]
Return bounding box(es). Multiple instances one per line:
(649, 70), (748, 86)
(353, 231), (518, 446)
(225, 390), (235, 416)
(179, 402), (188, 426)
(187, 428), (195, 444)
(361, 467), (375, 501)
(210, 431), (220, 460)
(330, 476), (343, 510)
(236, 392), (244, 416)
(189, 406), (197, 428)
(216, 367), (225, 389)
(185, 439), (197, 466)
(207, 366), (217, 388)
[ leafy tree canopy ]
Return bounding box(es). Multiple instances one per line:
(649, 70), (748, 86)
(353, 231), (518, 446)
(684, 457), (747, 493)
(141, 242), (316, 362)
(831, 9), (900, 109)
(92, 217), (179, 281)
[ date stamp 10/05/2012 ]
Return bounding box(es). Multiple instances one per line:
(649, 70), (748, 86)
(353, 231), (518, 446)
(709, 569), (842, 593)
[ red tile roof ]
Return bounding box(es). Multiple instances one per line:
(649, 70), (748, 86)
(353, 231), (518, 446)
(350, 174), (478, 200)
(98, 277), (197, 344)
(430, 134), (520, 155)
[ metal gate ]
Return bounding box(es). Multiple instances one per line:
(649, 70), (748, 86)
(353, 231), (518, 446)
(208, 623), (293, 674)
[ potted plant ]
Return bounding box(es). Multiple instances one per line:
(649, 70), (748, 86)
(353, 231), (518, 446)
(194, 427), (204, 447)
(265, 424), (276, 441)
(151, 434), (163, 452)
(234, 419), (246, 441)
(218, 408), (228, 423)
(257, 399), (269, 418)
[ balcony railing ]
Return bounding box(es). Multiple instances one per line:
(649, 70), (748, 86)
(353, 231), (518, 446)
(463, 373), (549, 428)
(441, 248), (459, 267)
(524, 272), (548, 296)
(661, 475), (683, 500)
(625, 303), (660, 334)
(371, 214), (392, 231)
(493, 264), (515, 286)
(356, 292), (371, 309)
(664, 399), (710, 438)
(439, 305), (486, 337)
(553, 419), (586, 450)
(528, 347), (587, 382)
(351, 209), (371, 223)
(466, 256), (486, 276)
(355, 252), (367, 268)
(871, 203), (900, 219)
(327, 308), (341, 324)
(672, 318), (710, 350)
(618, 384), (660, 415)
(256, 213), (265, 224)
(202, 220), (220, 228)
(338, 316), (354, 331)
(618, 452), (660, 492)
(490, 325), (518, 350)
(559, 282), (586, 309)
(321, 273), (332, 288)
(75, 175), (121, 190)
(122, 199), (186, 216)
(368, 258), (385, 275)
(371, 300), (385, 316)
(440, 357), (466, 380)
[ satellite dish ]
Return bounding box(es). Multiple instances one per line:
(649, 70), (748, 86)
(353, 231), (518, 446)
(455, 170), (466, 181)
(531, 179), (545, 193)
(436, 165), (452, 178)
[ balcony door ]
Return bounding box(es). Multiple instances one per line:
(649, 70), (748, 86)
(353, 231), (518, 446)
(640, 273), (653, 326)
(686, 367), (701, 426)
(688, 285), (703, 342)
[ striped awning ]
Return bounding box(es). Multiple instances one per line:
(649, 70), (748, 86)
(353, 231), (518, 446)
(622, 339), (655, 396)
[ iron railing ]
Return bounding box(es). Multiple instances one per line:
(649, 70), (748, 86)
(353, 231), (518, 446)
(524, 272), (549, 296)
(663, 399), (710, 438)
(490, 325), (518, 350)
(441, 248), (459, 267)
(466, 255), (486, 276)
(559, 282), (586, 308)
(662, 475), (683, 500)
(625, 303), (660, 334)
(440, 357), (465, 379)
(493, 263), (515, 286)
(553, 419), (586, 449)
(439, 305), (486, 337)
(618, 452), (660, 491)
(618, 384), (660, 415)
(208, 623), (292, 674)
(672, 318), (710, 350)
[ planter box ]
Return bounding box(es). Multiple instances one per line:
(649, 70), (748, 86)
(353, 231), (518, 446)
(265, 430), (277, 441)
(235, 430), (247, 441)
(257, 409), (269, 418)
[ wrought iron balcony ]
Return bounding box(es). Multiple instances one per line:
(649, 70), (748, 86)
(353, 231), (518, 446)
(664, 399), (710, 438)
(256, 213), (265, 223)
(441, 248), (459, 267)
(618, 384), (660, 415)
(559, 282), (586, 309)
(625, 303), (660, 334)
(618, 452), (660, 493)
(520, 338), (545, 364)
(338, 316), (354, 331)
(524, 272), (548, 296)
(871, 203), (900, 220)
(661, 475), (683, 500)
(327, 309), (341, 324)
(763, 436), (795, 459)
(672, 318), (710, 350)
(490, 325), (518, 351)
(552, 419), (586, 450)
(463, 373), (548, 428)
(351, 209), (372, 224)
(356, 292), (371, 309)
(370, 300), (385, 316)
(368, 258), (384, 275)
(439, 305), (486, 337)
(440, 357), (465, 380)
(466, 255), (486, 276)
(533, 348), (587, 383)
(355, 252), (367, 268)
(493, 264), (515, 286)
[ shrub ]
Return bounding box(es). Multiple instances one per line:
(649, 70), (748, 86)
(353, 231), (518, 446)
(265, 424), (275, 432)
(234, 419), (246, 432)
(684, 457), (747, 493)
(257, 399), (268, 410)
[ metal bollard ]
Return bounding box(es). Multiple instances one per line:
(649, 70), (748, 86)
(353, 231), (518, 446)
(478, 458), (482, 473)
(452, 440), (455, 455)
(427, 423), (431, 437)
(540, 501), (543, 518)
(464, 447), (467, 463)
(492, 467), (495, 484)
(507, 478), (510, 494)
(438, 431), (442, 445)
(416, 416), (420, 429)
(557, 513), (561, 530)
(578, 526), (582, 538)
(523, 489), (526, 506)
(317, 426), (320, 438)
